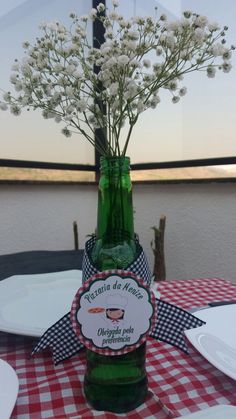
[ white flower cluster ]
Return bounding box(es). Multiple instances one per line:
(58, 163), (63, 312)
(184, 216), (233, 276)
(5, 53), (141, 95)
(1, 1), (234, 156)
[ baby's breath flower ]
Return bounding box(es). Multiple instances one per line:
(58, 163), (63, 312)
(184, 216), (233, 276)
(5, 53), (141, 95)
(133, 16), (145, 25)
(117, 55), (129, 66)
(119, 19), (129, 28)
(194, 15), (208, 28)
(153, 63), (162, 74)
(62, 127), (72, 137)
(194, 28), (206, 43)
(77, 99), (87, 112)
(21, 63), (32, 76)
(89, 8), (97, 19)
(160, 14), (167, 21)
(64, 115), (73, 122)
(10, 74), (18, 84)
(172, 95), (180, 104)
(54, 62), (64, 72)
(179, 87), (187, 96)
(65, 64), (76, 76)
(165, 21), (180, 32)
(3, 92), (11, 102)
(42, 109), (51, 119)
(183, 11), (192, 19)
(143, 59), (151, 68)
(165, 34), (176, 49)
(208, 21), (220, 31)
(65, 86), (75, 97)
(222, 62), (232, 73)
(207, 66), (216, 78)
(97, 3), (105, 13)
(210, 43), (226, 57)
(137, 101), (146, 113)
(127, 31), (139, 41)
(10, 104), (21, 115)
(54, 115), (62, 123)
(125, 40), (137, 51)
(109, 82), (119, 96)
(155, 47), (162, 56)
(223, 50), (232, 60)
(130, 59), (141, 68)
(109, 12), (118, 21)
(169, 81), (178, 91)
(69, 12), (76, 19)
(22, 41), (30, 49)
(80, 15), (88, 22)
(15, 82), (23, 92)
(21, 96), (30, 106)
(150, 95), (160, 108)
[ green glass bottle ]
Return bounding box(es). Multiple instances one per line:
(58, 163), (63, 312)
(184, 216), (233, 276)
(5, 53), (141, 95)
(84, 156), (148, 413)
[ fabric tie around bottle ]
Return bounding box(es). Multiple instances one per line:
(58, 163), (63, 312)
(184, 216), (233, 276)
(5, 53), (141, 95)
(31, 238), (205, 364)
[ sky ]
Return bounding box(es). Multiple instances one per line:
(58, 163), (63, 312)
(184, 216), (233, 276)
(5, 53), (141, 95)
(0, 0), (235, 165)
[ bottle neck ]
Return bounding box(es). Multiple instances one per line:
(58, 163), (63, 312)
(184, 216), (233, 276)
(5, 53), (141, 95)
(96, 156), (134, 243)
(100, 156), (130, 176)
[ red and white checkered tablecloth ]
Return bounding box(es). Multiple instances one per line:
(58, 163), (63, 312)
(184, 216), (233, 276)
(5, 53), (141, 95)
(1, 278), (236, 419)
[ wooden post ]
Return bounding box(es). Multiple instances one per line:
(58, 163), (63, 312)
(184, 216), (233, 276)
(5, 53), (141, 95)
(151, 215), (166, 281)
(73, 221), (79, 250)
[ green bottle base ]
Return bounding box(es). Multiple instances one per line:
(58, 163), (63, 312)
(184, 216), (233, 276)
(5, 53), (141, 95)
(84, 375), (148, 413)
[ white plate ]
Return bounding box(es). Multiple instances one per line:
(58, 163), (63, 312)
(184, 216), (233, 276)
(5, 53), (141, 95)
(185, 305), (236, 380)
(178, 404), (236, 418)
(0, 270), (82, 337)
(0, 359), (19, 419)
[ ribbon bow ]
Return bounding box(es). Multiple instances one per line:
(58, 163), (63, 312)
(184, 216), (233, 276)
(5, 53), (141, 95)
(32, 238), (205, 365)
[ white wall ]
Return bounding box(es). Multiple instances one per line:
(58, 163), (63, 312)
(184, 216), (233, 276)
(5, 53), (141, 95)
(1, 182), (236, 281)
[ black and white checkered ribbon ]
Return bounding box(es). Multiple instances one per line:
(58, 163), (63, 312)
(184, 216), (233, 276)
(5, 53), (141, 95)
(32, 239), (205, 365)
(31, 313), (84, 364)
(150, 299), (204, 353)
(82, 236), (152, 286)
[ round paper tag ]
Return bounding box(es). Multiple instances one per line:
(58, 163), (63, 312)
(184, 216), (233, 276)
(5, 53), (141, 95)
(71, 270), (157, 355)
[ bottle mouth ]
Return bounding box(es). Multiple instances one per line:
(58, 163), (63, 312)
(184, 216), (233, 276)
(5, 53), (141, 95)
(100, 156), (130, 163)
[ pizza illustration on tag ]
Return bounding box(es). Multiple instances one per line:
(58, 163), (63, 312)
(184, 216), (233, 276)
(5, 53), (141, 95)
(71, 270), (157, 355)
(88, 307), (105, 314)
